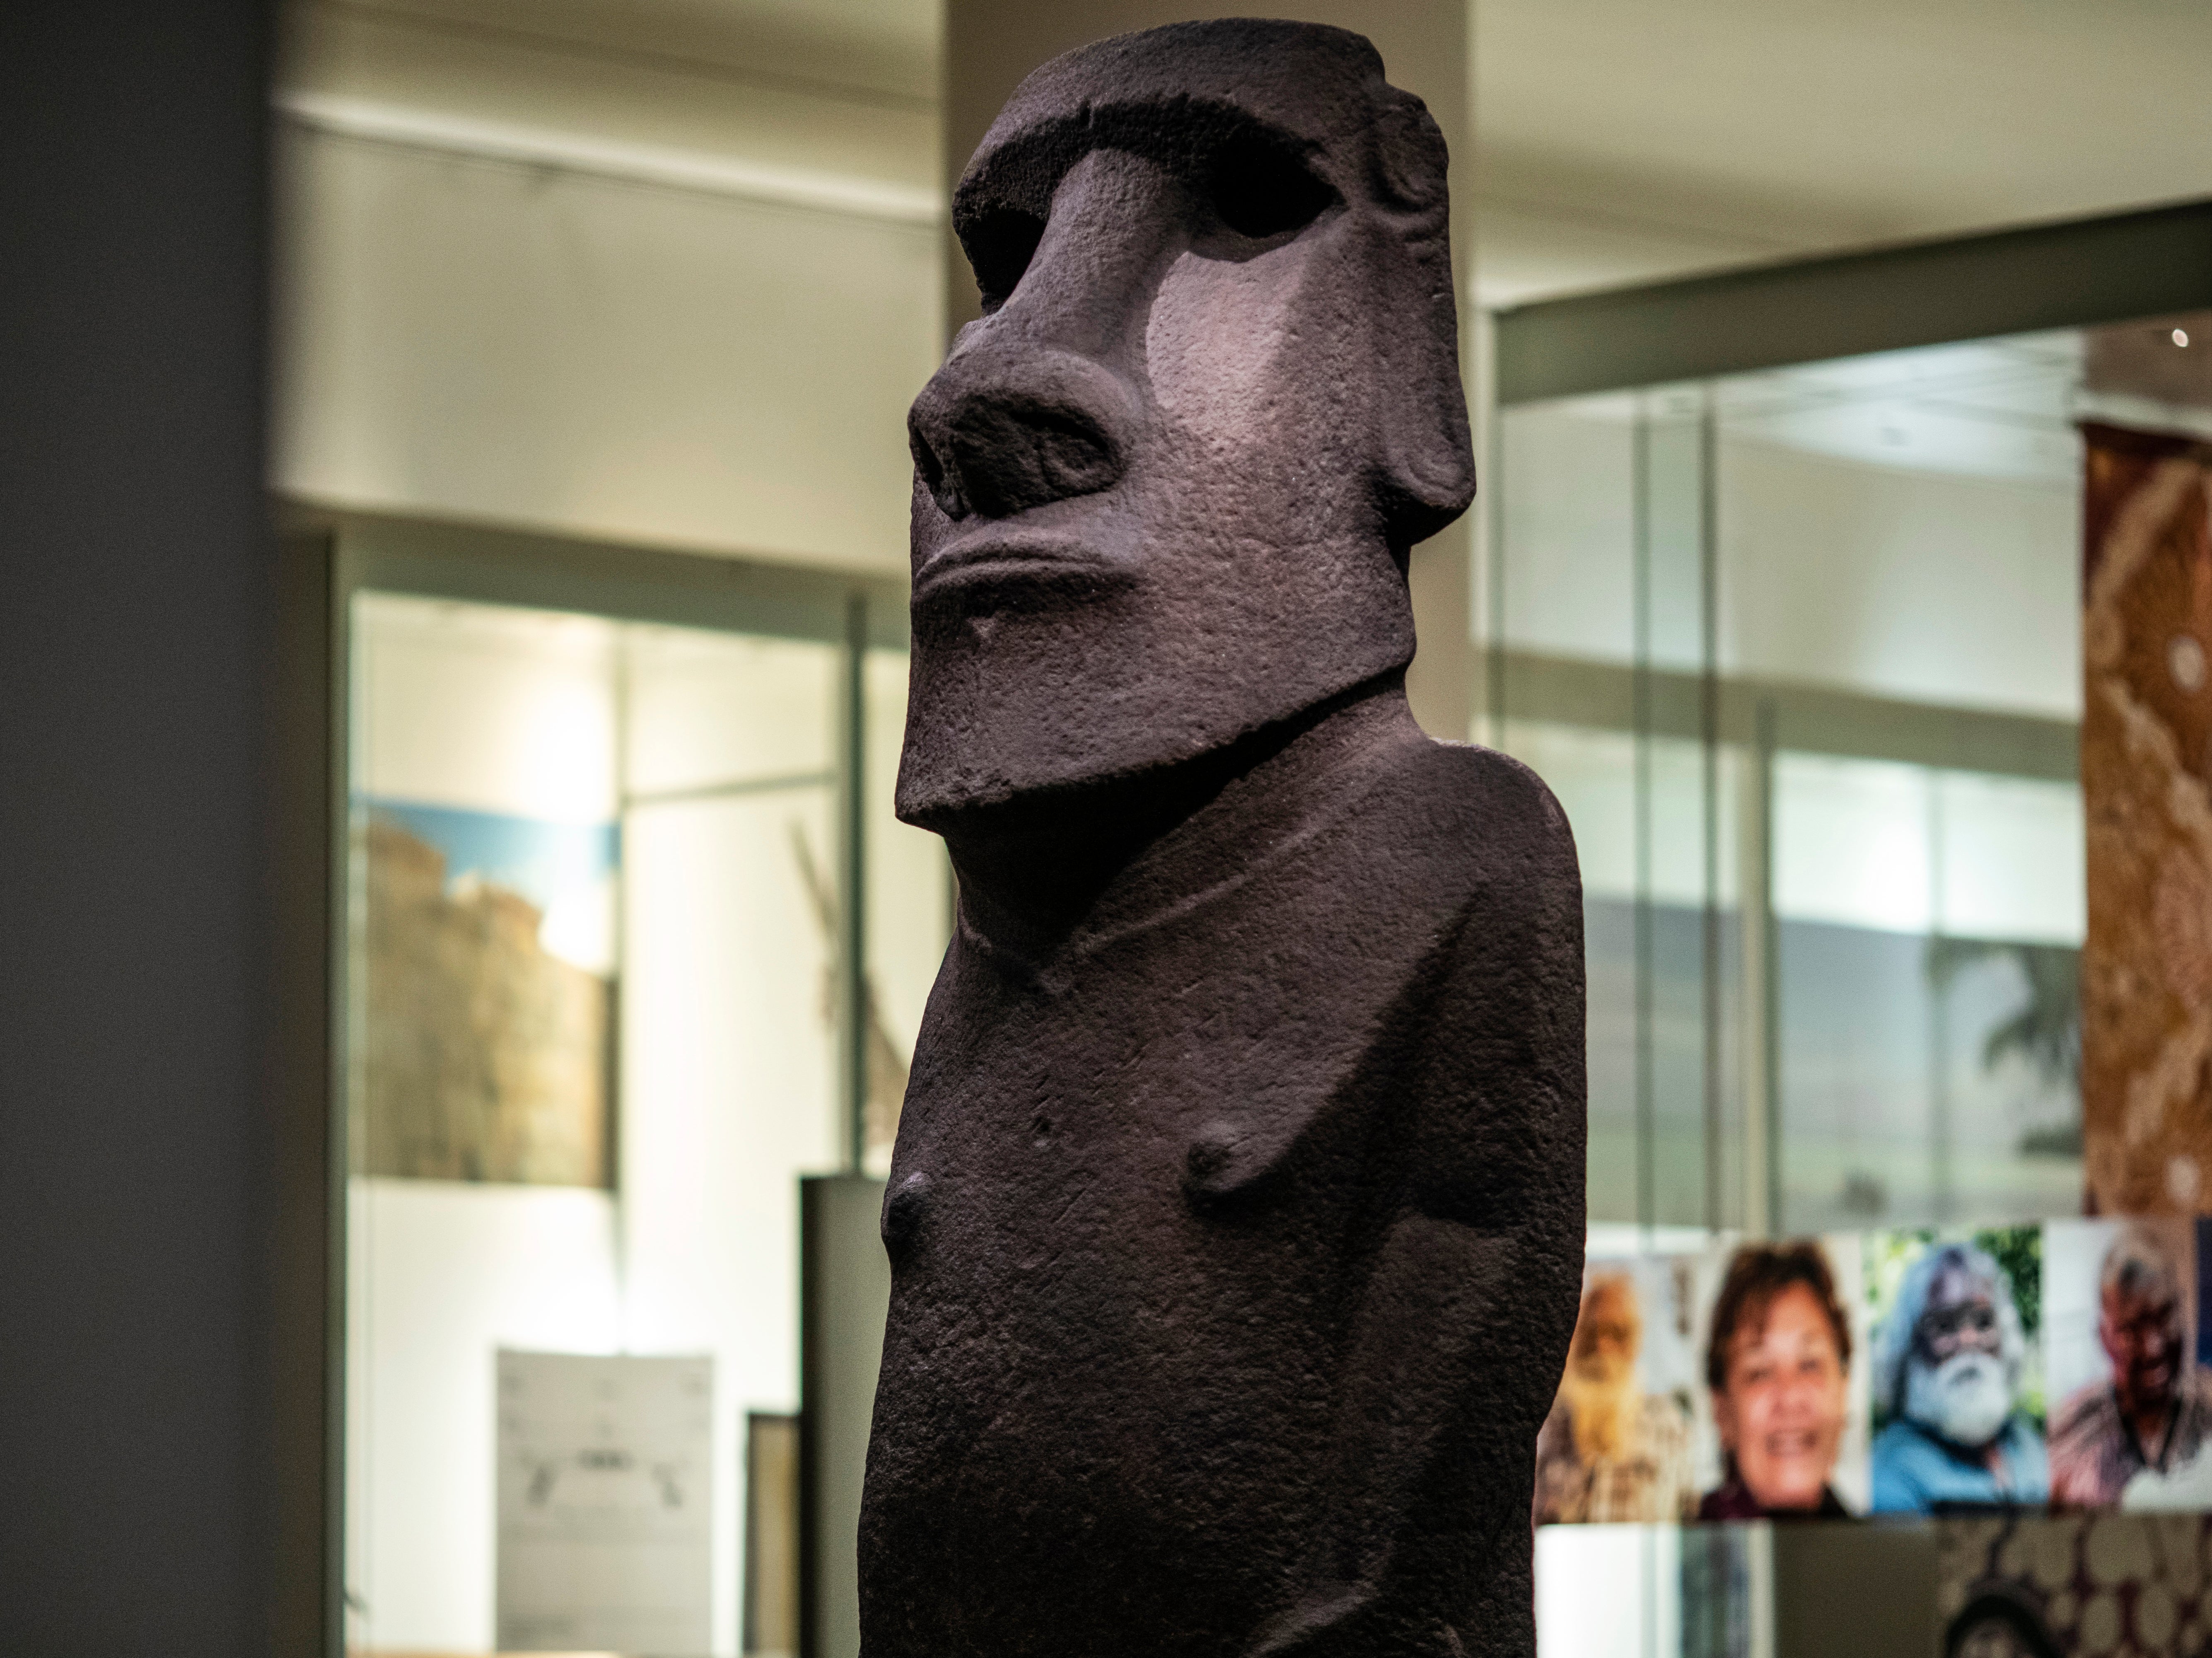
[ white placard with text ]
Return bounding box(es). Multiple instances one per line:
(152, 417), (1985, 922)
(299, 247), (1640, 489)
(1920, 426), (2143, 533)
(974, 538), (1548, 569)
(496, 1350), (713, 1656)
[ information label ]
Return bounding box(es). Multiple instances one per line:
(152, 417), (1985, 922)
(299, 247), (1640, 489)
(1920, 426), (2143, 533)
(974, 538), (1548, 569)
(496, 1350), (713, 1656)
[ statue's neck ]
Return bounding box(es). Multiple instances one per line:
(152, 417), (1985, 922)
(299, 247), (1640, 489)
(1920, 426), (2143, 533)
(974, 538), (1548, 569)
(938, 674), (1420, 965)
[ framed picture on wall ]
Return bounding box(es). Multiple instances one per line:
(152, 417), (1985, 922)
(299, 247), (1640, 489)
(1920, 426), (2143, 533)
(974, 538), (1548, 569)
(362, 800), (618, 1188)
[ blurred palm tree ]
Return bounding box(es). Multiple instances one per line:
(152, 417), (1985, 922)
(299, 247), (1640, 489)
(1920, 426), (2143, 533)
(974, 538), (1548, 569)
(1925, 937), (2080, 1084)
(1925, 936), (2081, 1157)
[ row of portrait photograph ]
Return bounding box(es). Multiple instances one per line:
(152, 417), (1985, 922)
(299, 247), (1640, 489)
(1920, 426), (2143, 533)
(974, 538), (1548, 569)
(1538, 1218), (2212, 1525)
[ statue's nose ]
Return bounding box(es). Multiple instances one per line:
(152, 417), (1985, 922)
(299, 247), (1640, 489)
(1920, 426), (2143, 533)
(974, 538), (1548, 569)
(908, 150), (1176, 521)
(908, 349), (1132, 521)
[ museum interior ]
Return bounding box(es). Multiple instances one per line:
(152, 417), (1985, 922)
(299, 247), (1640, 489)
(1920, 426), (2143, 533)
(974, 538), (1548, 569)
(9, 1), (2212, 1656)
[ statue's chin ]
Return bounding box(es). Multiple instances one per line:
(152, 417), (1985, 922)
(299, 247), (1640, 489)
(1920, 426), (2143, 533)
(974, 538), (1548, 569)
(895, 642), (1414, 837)
(893, 698), (1228, 834)
(896, 530), (1417, 834)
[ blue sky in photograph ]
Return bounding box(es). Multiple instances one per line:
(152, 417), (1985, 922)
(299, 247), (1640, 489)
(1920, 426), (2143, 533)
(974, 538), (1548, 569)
(364, 797), (618, 914)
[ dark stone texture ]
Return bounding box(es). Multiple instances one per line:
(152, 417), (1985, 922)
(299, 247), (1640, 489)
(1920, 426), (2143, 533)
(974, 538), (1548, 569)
(864, 20), (1586, 1658)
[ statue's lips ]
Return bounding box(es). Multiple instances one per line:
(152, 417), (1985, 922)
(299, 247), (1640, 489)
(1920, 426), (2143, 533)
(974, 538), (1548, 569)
(912, 533), (1133, 602)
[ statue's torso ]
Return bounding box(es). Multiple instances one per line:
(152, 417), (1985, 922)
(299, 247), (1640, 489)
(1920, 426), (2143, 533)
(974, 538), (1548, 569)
(861, 735), (1586, 1658)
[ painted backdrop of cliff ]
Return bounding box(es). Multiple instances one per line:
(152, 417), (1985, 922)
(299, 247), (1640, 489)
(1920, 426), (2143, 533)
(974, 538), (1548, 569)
(360, 803), (618, 1187)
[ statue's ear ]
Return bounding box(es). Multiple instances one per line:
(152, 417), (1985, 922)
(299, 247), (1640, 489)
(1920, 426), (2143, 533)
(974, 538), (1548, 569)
(1364, 94), (1476, 551)
(1372, 288), (1475, 550)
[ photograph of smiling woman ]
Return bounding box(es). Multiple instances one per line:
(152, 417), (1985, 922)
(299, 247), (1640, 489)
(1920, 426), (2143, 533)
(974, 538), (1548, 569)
(1697, 1241), (1862, 1520)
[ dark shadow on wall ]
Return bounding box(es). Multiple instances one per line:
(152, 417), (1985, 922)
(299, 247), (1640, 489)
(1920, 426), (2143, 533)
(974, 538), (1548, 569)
(0, 2), (283, 1655)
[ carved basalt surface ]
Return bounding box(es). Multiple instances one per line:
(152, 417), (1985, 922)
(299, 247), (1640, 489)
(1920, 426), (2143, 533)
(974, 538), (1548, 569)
(861, 21), (1587, 1658)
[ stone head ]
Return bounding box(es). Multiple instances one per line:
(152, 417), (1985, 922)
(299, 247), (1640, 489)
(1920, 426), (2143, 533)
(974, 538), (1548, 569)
(898, 19), (1473, 830)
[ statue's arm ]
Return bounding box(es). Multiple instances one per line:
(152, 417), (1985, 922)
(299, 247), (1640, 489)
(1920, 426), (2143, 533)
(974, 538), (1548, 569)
(1256, 761), (1587, 1658)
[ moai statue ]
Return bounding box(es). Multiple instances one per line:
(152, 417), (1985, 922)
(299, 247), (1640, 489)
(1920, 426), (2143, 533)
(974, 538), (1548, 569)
(862, 20), (1586, 1658)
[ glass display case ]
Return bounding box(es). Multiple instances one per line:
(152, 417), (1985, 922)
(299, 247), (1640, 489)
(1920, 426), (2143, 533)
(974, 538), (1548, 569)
(1487, 204), (2212, 1658)
(1494, 332), (2088, 1237)
(325, 518), (943, 1657)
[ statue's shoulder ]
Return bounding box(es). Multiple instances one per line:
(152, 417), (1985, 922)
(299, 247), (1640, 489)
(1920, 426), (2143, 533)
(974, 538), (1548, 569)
(1372, 735), (1579, 881)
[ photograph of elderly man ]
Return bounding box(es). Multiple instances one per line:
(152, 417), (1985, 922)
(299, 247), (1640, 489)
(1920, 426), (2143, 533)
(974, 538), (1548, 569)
(1697, 1241), (1857, 1519)
(1870, 1233), (2049, 1513)
(2048, 1221), (2212, 1508)
(1532, 1266), (1696, 1523)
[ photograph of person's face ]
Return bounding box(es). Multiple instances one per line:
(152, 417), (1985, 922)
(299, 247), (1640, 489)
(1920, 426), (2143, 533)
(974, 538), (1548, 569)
(2101, 1265), (2183, 1419)
(1907, 1260), (2016, 1449)
(1538, 1257), (1706, 1524)
(1712, 1281), (1849, 1511)
(1569, 1277), (1641, 1387)
(1558, 1275), (1645, 1464)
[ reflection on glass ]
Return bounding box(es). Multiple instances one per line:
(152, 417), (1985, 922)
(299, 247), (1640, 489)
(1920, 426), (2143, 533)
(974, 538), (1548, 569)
(864, 645), (947, 1177)
(343, 593), (947, 1658)
(1499, 290), (2212, 1658)
(1774, 756), (2082, 1230)
(1494, 322), (2091, 1237)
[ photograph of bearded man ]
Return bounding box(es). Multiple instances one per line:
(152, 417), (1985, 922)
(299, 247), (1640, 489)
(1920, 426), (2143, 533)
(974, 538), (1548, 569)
(2048, 1222), (2212, 1508)
(1870, 1237), (2048, 1513)
(1532, 1268), (1695, 1524)
(1698, 1241), (1857, 1519)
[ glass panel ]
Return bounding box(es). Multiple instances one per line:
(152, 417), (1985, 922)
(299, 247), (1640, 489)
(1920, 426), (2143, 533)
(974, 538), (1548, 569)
(1714, 332), (2082, 719)
(1495, 326), (2090, 1241)
(1770, 754), (2082, 1230)
(618, 624), (838, 1658)
(344, 592), (843, 1658)
(1497, 393), (1636, 665)
(1497, 394), (1641, 1225)
(1504, 720), (1640, 1221)
(1496, 390), (1744, 1232)
(1505, 300), (2212, 1658)
(863, 644), (950, 1176)
(1718, 328), (2087, 1231)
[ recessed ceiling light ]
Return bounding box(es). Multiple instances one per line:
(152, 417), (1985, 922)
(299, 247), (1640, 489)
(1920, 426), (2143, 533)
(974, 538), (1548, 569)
(2176, 328), (2193, 347)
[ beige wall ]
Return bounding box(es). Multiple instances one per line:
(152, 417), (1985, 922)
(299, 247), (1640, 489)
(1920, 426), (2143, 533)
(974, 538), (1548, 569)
(273, 2), (943, 577)
(274, 126), (940, 576)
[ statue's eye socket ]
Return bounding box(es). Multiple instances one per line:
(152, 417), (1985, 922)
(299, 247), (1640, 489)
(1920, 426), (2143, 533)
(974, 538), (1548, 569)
(1207, 137), (1334, 239)
(965, 209), (1046, 312)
